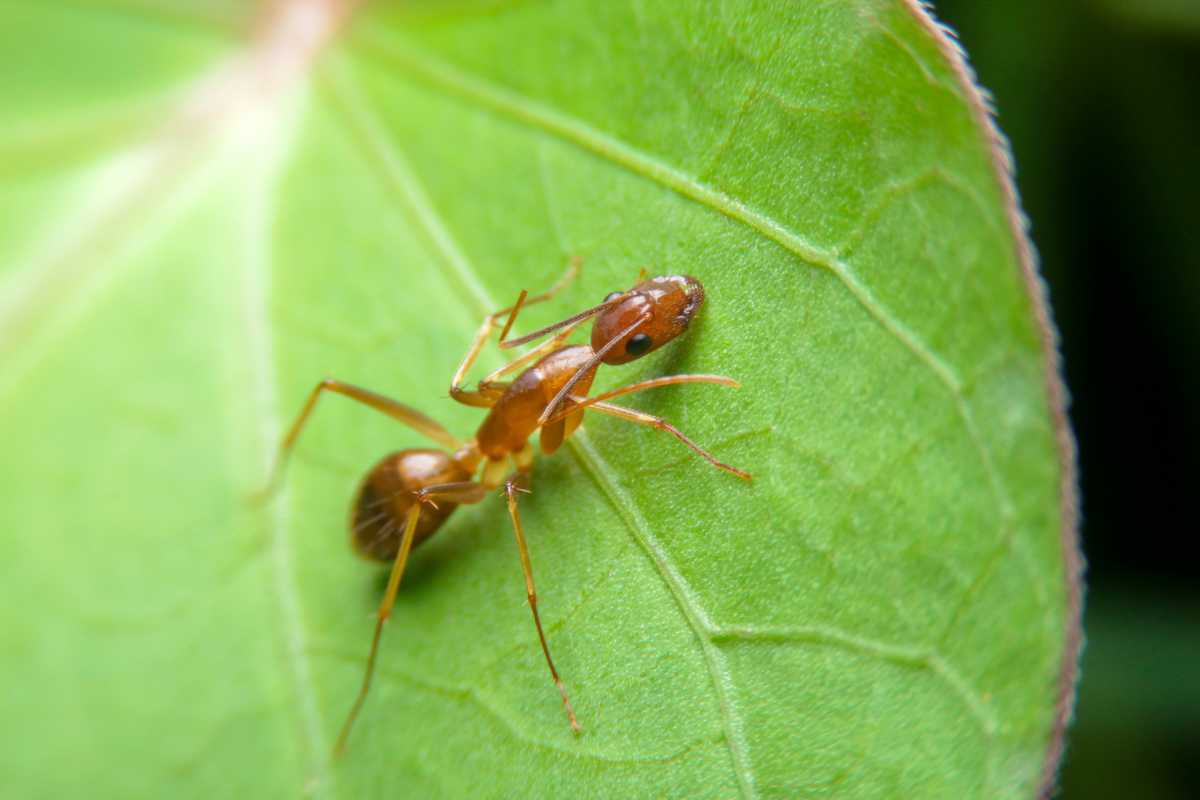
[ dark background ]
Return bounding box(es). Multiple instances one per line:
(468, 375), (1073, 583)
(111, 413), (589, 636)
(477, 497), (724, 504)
(934, 1), (1200, 797)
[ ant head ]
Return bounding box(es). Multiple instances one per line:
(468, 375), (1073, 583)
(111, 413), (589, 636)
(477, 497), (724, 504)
(591, 275), (705, 365)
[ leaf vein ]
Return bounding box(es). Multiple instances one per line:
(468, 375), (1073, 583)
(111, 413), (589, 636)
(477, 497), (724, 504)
(356, 29), (958, 382)
(833, 166), (1002, 260)
(568, 434), (758, 800)
(711, 623), (998, 737)
(315, 645), (719, 767)
(336, 30), (1021, 796)
(239, 95), (332, 792)
(354, 27), (1015, 529)
(324, 59), (752, 787)
(321, 57), (494, 314)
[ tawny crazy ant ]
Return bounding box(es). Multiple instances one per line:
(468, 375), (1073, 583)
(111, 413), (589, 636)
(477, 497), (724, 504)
(261, 259), (750, 757)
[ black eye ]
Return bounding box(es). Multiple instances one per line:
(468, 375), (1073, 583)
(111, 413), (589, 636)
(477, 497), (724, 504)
(604, 291), (622, 303)
(625, 333), (652, 356)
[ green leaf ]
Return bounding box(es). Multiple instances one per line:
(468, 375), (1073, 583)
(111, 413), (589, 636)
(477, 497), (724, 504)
(0, 1), (1079, 798)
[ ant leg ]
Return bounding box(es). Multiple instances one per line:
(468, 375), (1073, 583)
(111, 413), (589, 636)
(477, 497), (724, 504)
(450, 306), (523, 408)
(503, 480), (582, 734)
(450, 258), (581, 407)
(580, 400), (752, 481)
(497, 256), (581, 344)
(259, 379), (461, 498)
(335, 477), (497, 757)
(413, 481), (491, 507)
(476, 319), (584, 391)
(543, 374), (741, 425)
(334, 501), (423, 757)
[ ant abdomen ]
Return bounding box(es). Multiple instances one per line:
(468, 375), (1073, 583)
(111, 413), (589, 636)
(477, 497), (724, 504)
(350, 449), (471, 562)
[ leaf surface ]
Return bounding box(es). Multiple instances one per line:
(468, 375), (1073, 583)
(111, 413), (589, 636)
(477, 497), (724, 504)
(0, 1), (1078, 798)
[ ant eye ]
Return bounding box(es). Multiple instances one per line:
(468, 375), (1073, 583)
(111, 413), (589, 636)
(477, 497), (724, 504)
(604, 291), (622, 303)
(625, 333), (652, 356)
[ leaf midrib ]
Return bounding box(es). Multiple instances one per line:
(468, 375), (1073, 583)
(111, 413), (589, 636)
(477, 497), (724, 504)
(239, 92), (334, 793)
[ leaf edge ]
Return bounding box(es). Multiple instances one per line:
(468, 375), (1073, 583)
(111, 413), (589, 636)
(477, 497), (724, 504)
(901, 2), (1085, 797)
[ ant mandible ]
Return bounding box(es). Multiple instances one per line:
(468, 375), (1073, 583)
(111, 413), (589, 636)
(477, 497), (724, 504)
(262, 259), (751, 758)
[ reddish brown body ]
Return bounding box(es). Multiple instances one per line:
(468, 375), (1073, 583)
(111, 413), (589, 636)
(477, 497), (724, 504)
(349, 275), (715, 562)
(267, 265), (748, 756)
(351, 344), (599, 561)
(352, 450), (470, 561)
(476, 345), (596, 459)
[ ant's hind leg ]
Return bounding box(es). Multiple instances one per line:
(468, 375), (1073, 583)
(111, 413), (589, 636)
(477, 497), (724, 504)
(257, 379), (462, 499)
(336, 476), (496, 757)
(503, 480), (582, 733)
(334, 501), (423, 758)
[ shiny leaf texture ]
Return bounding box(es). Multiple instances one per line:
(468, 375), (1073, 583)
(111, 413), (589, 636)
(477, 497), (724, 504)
(0, 1), (1079, 798)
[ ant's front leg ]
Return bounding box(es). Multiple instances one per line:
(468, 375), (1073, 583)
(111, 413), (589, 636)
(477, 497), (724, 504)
(449, 258), (581, 408)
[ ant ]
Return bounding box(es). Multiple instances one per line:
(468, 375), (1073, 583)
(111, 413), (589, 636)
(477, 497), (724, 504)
(262, 259), (751, 758)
